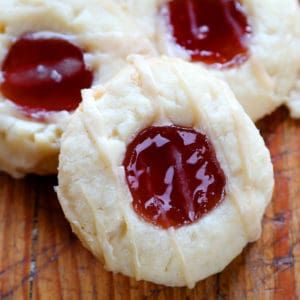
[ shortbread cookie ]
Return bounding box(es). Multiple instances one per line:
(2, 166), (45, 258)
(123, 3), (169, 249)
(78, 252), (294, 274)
(136, 0), (300, 121)
(57, 56), (274, 287)
(0, 0), (154, 178)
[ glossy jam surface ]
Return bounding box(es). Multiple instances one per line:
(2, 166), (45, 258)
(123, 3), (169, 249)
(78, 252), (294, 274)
(164, 0), (251, 67)
(123, 126), (226, 229)
(0, 32), (93, 113)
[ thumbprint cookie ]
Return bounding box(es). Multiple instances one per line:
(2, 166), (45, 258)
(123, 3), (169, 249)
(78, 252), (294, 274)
(0, 0), (154, 177)
(57, 56), (274, 287)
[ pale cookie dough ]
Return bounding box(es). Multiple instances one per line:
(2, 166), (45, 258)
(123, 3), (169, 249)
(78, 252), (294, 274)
(136, 0), (300, 121)
(57, 56), (274, 287)
(0, 0), (155, 178)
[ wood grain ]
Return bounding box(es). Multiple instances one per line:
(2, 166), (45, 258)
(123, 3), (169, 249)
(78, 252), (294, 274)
(0, 107), (300, 300)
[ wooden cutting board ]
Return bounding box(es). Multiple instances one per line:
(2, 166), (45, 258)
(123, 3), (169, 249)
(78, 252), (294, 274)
(0, 106), (299, 300)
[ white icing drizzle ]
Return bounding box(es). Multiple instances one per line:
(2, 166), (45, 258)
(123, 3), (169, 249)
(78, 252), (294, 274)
(115, 166), (141, 280)
(168, 228), (195, 288)
(228, 109), (262, 240)
(78, 184), (115, 268)
(249, 56), (275, 91)
(131, 57), (193, 285)
(99, 0), (136, 28)
(80, 96), (141, 279)
(172, 64), (252, 241)
(129, 55), (165, 122)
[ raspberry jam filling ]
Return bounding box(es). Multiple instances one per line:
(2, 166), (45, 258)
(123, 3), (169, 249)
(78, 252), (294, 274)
(0, 32), (93, 114)
(163, 0), (251, 67)
(123, 126), (226, 229)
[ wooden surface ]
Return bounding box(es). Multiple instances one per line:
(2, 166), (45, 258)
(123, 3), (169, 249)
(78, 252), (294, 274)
(0, 107), (299, 300)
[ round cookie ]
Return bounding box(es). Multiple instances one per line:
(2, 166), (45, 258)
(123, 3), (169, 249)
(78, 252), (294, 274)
(130, 0), (300, 121)
(0, 0), (154, 178)
(57, 56), (274, 287)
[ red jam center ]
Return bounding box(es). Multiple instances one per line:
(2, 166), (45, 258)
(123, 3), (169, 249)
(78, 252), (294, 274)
(123, 126), (226, 229)
(164, 0), (251, 67)
(0, 32), (93, 113)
